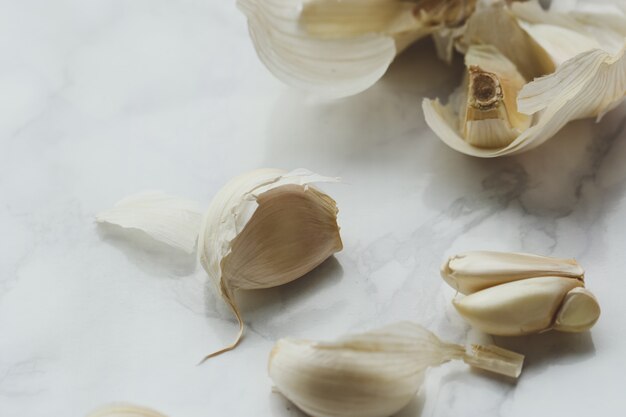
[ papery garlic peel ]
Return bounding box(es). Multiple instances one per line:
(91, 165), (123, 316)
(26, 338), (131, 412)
(197, 168), (343, 362)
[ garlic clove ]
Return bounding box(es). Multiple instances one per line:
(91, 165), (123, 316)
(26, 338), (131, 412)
(269, 322), (523, 417)
(460, 45), (531, 148)
(453, 276), (583, 335)
(86, 403), (168, 417)
(441, 251), (584, 295)
(236, 0), (397, 99)
(221, 184), (342, 291)
(198, 169), (342, 361)
(237, 0), (477, 98)
(96, 191), (203, 254)
(554, 287), (601, 333)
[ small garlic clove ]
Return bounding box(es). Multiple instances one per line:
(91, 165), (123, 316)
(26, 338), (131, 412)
(453, 276), (583, 335)
(554, 287), (601, 333)
(86, 403), (168, 417)
(198, 168), (342, 361)
(268, 322), (523, 417)
(460, 45), (531, 148)
(441, 251), (584, 294)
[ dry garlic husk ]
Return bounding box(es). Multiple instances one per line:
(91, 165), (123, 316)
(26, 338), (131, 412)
(86, 403), (168, 417)
(237, 0), (477, 97)
(95, 191), (203, 254)
(269, 322), (524, 417)
(423, 0), (626, 157)
(441, 251), (600, 335)
(441, 250), (584, 294)
(198, 168), (343, 361)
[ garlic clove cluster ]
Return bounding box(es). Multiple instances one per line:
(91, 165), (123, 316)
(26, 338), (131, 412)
(269, 322), (524, 417)
(441, 251), (600, 335)
(238, 0), (626, 156)
(198, 168), (343, 361)
(423, 0), (626, 157)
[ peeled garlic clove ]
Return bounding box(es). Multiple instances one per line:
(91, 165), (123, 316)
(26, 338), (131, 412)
(441, 251), (584, 294)
(460, 45), (531, 148)
(86, 403), (168, 417)
(554, 287), (601, 332)
(96, 192), (203, 254)
(198, 169), (342, 361)
(453, 276), (583, 335)
(269, 322), (523, 417)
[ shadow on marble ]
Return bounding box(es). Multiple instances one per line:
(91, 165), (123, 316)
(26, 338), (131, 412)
(494, 331), (596, 373)
(265, 38), (464, 165)
(202, 257), (344, 337)
(96, 223), (198, 277)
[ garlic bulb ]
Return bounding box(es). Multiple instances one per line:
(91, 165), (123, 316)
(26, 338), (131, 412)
(423, 0), (626, 157)
(86, 404), (168, 417)
(237, 0), (477, 97)
(197, 168), (343, 361)
(269, 322), (524, 417)
(441, 251), (600, 335)
(238, 0), (626, 156)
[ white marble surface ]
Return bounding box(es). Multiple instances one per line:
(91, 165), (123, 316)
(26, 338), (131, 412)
(2, 1), (626, 416)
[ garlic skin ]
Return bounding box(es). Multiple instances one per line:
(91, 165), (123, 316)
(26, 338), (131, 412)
(441, 251), (584, 295)
(86, 404), (168, 417)
(198, 169), (343, 361)
(269, 322), (524, 417)
(96, 192), (203, 254)
(237, 0), (477, 98)
(453, 276), (583, 336)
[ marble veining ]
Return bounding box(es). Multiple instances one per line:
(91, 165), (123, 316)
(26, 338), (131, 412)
(2, 1), (626, 416)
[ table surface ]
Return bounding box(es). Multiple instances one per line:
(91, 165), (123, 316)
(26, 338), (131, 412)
(2, 1), (626, 416)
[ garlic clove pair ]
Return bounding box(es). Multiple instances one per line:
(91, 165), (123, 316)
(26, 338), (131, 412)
(441, 251), (600, 335)
(269, 322), (524, 417)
